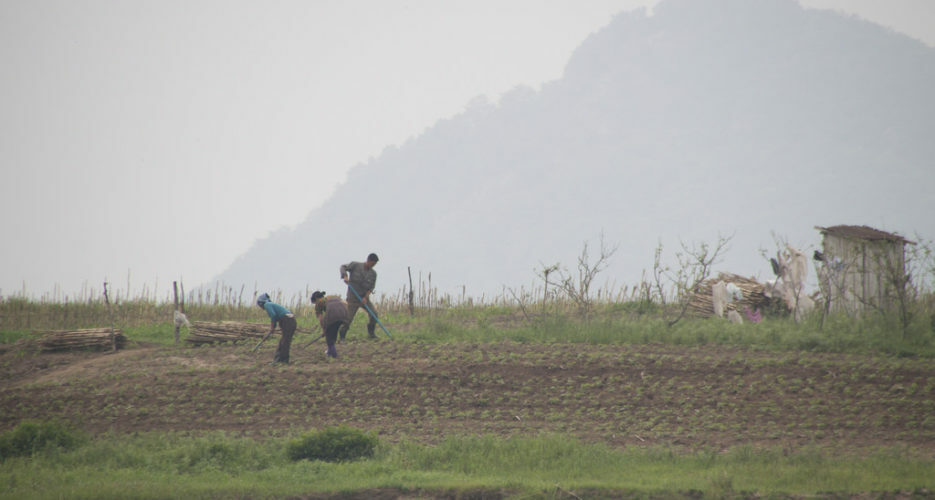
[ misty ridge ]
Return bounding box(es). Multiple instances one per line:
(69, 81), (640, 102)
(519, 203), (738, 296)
(216, 0), (935, 301)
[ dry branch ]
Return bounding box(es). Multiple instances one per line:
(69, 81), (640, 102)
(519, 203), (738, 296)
(38, 328), (127, 352)
(186, 321), (269, 345)
(187, 320), (317, 345)
(686, 273), (771, 318)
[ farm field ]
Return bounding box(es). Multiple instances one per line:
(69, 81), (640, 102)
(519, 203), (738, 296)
(3, 339), (935, 451)
(2, 316), (935, 499)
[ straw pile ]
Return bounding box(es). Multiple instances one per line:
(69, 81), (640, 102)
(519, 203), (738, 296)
(38, 328), (126, 352)
(187, 321), (269, 345)
(686, 273), (771, 318)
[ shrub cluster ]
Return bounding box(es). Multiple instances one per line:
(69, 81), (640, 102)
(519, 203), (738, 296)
(0, 420), (86, 459)
(286, 426), (378, 462)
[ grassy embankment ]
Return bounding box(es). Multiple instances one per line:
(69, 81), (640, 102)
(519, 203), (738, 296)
(2, 427), (933, 499)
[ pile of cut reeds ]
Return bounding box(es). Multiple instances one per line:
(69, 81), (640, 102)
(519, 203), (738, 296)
(686, 273), (771, 318)
(38, 328), (126, 352)
(187, 321), (269, 345)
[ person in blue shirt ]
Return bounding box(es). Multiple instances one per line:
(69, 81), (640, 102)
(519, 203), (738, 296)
(256, 292), (297, 363)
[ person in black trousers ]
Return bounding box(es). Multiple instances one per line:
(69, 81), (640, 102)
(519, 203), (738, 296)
(311, 291), (348, 359)
(257, 292), (297, 364)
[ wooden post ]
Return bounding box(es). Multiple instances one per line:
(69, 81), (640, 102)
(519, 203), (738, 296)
(407, 267), (415, 317)
(103, 282), (116, 352)
(180, 280), (186, 313)
(173, 281), (180, 345)
(542, 267), (550, 313)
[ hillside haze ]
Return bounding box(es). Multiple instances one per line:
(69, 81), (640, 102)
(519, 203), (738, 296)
(216, 0), (935, 300)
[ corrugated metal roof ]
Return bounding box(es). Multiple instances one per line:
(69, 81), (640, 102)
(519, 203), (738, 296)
(815, 225), (913, 244)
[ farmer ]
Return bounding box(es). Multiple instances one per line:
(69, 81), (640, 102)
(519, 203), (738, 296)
(338, 253), (379, 340)
(311, 290), (348, 358)
(256, 293), (297, 363)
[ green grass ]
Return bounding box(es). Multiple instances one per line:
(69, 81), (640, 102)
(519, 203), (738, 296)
(286, 426), (378, 462)
(123, 322), (181, 346)
(394, 436), (935, 495)
(0, 330), (31, 344)
(6, 308), (935, 358)
(1, 432), (932, 499)
(4, 294), (934, 357)
(0, 421), (87, 459)
(397, 308), (935, 357)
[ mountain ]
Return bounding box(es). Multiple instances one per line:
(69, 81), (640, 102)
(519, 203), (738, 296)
(215, 0), (935, 301)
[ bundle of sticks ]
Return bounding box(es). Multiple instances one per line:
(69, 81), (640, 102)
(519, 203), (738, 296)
(38, 328), (127, 352)
(686, 272), (771, 318)
(186, 321), (269, 345)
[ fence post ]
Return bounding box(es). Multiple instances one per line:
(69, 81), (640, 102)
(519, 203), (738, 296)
(408, 267), (415, 317)
(173, 281), (180, 345)
(103, 282), (116, 352)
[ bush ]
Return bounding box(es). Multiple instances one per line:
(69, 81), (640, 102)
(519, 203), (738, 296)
(0, 420), (86, 459)
(286, 426), (378, 462)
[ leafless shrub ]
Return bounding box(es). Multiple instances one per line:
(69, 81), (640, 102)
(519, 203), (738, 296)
(538, 233), (619, 319)
(869, 235), (934, 337)
(653, 234), (733, 327)
(506, 285), (535, 322)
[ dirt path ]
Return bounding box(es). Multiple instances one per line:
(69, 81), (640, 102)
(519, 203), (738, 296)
(8, 347), (158, 388)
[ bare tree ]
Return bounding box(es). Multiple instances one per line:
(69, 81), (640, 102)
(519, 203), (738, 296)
(815, 258), (839, 330)
(539, 233), (619, 319)
(655, 234), (733, 327)
(538, 263), (560, 313)
(651, 241), (670, 310)
(871, 235), (933, 338)
(506, 285), (534, 322)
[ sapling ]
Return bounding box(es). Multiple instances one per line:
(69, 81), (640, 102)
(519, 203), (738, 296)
(538, 232), (619, 319)
(654, 234), (733, 327)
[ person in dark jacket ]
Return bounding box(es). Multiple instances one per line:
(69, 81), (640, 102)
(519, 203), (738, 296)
(311, 290), (348, 358)
(338, 253), (379, 340)
(256, 292), (297, 364)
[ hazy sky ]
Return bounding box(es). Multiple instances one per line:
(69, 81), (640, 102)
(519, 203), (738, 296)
(1, 0), (933, 299)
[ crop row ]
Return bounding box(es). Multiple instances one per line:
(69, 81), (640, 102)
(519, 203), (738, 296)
(3, 341), (934, 454)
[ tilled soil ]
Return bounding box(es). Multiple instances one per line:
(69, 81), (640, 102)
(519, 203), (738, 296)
(2, 339), (934, 454)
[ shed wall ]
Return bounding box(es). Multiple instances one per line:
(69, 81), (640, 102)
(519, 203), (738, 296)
(821, 234), (906, 314)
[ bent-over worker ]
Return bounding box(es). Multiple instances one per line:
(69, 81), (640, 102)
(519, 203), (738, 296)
(311, 290), (348, 359)
(256, 292), (297, 364)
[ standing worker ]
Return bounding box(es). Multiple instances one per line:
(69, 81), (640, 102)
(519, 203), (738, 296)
(338, 253), (379, 340)
(311, 290), (348, 358)
(256, 292), (297, 364)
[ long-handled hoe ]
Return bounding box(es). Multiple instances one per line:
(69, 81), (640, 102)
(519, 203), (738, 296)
(251, 332), (273, 353)
(303, 329), (325, 348)
(347, 284), (393, 339)
(252, 324), (320, 353)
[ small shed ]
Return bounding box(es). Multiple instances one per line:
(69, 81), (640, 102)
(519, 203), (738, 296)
(814, 225), (914, 315)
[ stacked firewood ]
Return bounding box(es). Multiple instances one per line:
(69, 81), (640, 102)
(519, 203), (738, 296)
(186, 321), (269, 345)
(38, 328), (126, 352)
(686, 273), (771, 318)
